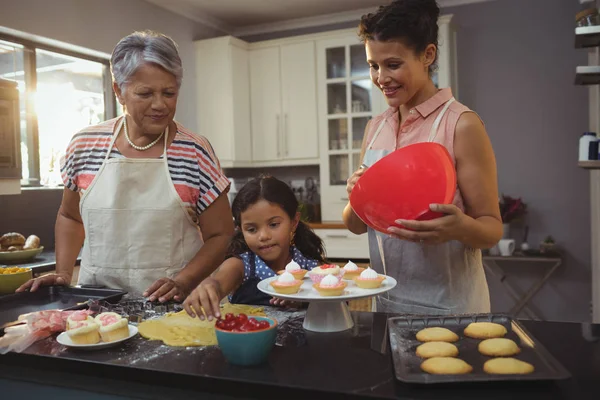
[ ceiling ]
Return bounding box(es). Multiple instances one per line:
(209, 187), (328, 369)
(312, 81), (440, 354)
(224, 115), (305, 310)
(143, 0), (496, 37)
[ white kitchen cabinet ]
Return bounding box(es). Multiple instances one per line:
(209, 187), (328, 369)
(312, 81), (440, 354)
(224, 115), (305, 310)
(249, 41), (319, 164)
(195, 36), (252, 168)
(313, 228), (369, 260)
(318, 16), (457, 222)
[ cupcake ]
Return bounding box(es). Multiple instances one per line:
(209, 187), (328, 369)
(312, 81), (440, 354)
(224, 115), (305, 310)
(277, 260), (308, 279)
(313, 274), (347, 296)
(270, 271), (303, 294)
(66, 320), (100, 345)
(353, 267), (386, 289)
(308, 264), (345, 284)
(94, 312), (129, 343)
(66, 310), (94, 330)
(341, 260), (365, 280)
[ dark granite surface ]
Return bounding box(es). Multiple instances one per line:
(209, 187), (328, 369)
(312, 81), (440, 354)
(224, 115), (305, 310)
(0, 250), (81, 275)
(0, 306), (599, 400)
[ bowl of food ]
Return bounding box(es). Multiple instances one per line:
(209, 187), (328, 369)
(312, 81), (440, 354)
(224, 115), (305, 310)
(214, 314), (277, 366)
(0, 266), (33, 294)
(0, 233), (43, 262)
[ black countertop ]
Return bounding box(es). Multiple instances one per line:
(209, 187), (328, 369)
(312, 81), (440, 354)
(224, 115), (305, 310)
(0, 309), (599, 400)
(1, 250), (80, 275)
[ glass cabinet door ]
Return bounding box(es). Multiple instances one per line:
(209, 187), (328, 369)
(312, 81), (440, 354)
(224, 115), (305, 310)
(325, 44), (373, 186)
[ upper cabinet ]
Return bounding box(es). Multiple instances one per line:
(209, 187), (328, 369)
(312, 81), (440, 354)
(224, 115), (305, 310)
(249, 41), (319, 164)
(195, 36), (252, 168)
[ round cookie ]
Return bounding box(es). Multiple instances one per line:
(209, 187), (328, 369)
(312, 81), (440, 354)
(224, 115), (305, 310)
(420, 357), (473, 375)
(416, 327), (459, 343)
(416, 341), (459, 358)
(463, 322), (507, 339)
(483, 357), (534, 375)
(478, 338), (520, 357)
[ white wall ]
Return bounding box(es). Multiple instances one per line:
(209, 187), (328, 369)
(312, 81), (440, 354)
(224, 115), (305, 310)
(0, 0), (225, 132)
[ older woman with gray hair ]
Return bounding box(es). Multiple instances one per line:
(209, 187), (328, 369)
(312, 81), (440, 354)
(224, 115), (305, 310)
(17, 30), (234, 302)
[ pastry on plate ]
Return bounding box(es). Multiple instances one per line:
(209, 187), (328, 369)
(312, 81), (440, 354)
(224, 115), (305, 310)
(66, 310), (94, 330)
(276, 260), (307, 279)
(313, 274), (347, 296)
(416, 327), (459, 343)
(66, 320), (100, 345)
(353, 267), (385, 289)
(0, 233), (26, 249)
(341, 260), (364, 280)
(308, 264), (344, 283)
(95, 312), (129, 342)
(463, 322), (507, 339)
(270, 271), (303, 294)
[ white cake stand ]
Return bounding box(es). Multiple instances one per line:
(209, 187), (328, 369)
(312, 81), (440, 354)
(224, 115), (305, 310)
(257, 275), (397, 333)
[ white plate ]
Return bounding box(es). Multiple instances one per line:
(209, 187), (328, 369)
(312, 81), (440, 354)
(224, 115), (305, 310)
(0, 246), (44, 263)
(56, 325), (138, 350)
(257, 275), (397, 303)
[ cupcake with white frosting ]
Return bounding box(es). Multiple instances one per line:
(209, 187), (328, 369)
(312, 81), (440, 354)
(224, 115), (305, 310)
(341, 260), (365, 280)
(308, 264), (345, 284)
(353, 267), (386, 289)
(277, 260), (308, 279)
(313, 274), (347, 296)
(270, 271), (303, 294)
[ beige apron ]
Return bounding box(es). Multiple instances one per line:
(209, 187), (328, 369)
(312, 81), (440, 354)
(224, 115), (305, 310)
(363, 98), (491, 315)
(78, 117), (203, 295)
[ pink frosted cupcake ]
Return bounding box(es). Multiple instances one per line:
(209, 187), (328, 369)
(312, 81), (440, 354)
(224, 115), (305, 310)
(308, 264), (345, 284)
(353, 267), (386, 289)
(313, 274), (347, 296)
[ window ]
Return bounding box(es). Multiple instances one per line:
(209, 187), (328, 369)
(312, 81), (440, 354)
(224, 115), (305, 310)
(0, 35), (115, 187)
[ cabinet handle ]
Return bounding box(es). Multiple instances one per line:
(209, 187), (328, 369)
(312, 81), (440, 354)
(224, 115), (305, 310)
(284, 114), (288, 156)
(341, 197), (349, 201)
(276, 114), (281, 157)
(325, 234), (349, 239)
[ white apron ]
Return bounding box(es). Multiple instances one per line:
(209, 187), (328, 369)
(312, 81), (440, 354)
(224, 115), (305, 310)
(363, 98), (491, 315)
(78, 117), (204, 295)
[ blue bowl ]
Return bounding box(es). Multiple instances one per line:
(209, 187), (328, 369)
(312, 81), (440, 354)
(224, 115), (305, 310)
(215, 316), (278, 366)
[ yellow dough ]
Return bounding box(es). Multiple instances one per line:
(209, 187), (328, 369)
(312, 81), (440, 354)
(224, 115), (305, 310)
(416, 341), (459, 358)
(138, 304), (265, 347)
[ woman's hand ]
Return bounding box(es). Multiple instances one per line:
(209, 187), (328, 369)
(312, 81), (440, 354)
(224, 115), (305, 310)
(270, 297), (303, 308)
(387, 204), (468, 245)
(144, 277), (190, 303)
(346, 166), (367, 196)
(16, 272), (71, 293)
(183, 278), (222, 320)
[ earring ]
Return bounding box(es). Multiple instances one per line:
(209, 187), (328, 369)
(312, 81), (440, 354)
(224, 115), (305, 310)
(290, 231), (295, 246)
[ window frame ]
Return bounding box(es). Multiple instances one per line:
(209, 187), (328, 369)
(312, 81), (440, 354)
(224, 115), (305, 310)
(0, 32), (116, 187)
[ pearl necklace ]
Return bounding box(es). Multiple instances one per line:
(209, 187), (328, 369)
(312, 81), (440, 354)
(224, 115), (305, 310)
(123, 117), (166, 151)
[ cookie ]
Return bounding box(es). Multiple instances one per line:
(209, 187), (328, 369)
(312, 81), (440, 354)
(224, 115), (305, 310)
(416, 327), (459, 343)
(416, 341), (459, 358)
(478, 338), (520, 357)
(483, 357), (534, 374)
(420, 357), (473, 375)
(463, 322), (507, 339)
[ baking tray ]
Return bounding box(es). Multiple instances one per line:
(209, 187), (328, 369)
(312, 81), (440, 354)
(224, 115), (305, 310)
(0, 286), (126, 328)
(387, 314), (571, 384)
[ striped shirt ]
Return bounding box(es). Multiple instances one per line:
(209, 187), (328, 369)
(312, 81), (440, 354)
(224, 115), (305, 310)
(60, 117), (230, 223)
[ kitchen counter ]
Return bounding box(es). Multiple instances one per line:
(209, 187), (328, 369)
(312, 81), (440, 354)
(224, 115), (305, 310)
(1, 250), (81, 276)
(0, 310), (599, 400)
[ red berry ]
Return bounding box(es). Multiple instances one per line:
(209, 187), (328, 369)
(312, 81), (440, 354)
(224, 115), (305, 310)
(225, 313), (234, 321)
(257, 320), (270, 329)
(237, 313), (248, 321)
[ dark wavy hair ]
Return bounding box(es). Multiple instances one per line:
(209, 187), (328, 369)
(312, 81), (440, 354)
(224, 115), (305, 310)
(358, 0), (440, 74)
(227, 175), (326, 264)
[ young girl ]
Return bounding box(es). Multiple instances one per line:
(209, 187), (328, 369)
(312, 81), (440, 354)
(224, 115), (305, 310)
(183, 175), (326, 320)
(343, 0), (502, 315)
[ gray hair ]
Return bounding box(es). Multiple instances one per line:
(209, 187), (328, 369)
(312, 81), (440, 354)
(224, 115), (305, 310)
(110, 30), (183, 90)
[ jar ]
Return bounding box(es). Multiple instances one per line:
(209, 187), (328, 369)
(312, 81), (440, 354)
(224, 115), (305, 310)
(579, 132), (598, 161)
(576, 8), (599, 27)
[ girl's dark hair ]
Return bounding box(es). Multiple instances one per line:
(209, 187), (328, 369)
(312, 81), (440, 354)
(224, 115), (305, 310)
(227, 174), (326, 264)
(358, 0), (440, 74)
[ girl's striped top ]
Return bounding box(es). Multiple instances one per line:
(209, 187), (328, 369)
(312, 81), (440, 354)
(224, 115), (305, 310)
(60, 117), (230, 224)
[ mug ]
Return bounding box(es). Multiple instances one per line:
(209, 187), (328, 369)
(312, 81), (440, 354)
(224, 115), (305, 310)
(498, 239), (515, 257)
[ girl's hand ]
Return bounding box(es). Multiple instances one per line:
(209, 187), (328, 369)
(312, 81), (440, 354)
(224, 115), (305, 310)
(183, 278), (222, 321)
(387, 204), (468, 245)
(270, 297), (303, 308)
